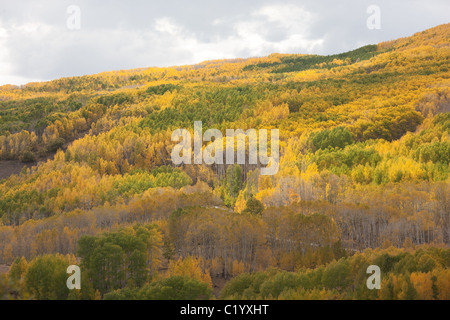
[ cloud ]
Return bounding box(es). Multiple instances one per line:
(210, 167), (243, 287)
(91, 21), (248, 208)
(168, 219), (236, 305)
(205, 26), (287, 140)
(153, 4), (323, 62)
(0, 2), (323, 85)
(233, 4), (323, 55)
(155, 18), (183, 36)
(0, 0), (448, 85)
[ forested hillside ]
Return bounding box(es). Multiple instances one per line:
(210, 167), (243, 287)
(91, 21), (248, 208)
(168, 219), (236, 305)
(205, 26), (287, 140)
(0, 23), (449, 300)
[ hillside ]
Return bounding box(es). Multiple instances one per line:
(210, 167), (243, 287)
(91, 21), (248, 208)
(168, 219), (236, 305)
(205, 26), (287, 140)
(0, 23), (449, 300)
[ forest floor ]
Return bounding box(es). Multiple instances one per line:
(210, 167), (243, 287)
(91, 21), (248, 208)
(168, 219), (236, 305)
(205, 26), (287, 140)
(0, 264), (10, 275)
(212, 276), (227, 298)
(0, 129), (89, 181)
(0, 160), (35, 180)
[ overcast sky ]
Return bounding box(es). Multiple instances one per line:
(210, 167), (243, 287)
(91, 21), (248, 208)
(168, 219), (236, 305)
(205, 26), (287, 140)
(0, 0), (448, 85)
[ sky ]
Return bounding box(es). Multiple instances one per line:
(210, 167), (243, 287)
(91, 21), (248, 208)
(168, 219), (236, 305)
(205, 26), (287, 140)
(0, 0), (448, 86)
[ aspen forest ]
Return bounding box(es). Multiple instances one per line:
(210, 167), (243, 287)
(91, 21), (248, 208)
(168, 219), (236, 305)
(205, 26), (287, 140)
(0, 23), (449, 300)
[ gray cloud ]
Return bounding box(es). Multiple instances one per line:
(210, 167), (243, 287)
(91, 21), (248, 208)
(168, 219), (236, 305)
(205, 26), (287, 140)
(0, 0), (448, 85)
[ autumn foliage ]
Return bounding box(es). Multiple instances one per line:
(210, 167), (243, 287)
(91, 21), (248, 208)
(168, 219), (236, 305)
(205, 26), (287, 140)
(0, 23), (449, 300)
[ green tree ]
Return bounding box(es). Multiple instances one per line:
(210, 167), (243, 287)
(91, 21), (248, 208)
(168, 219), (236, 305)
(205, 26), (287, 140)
(104, 276), (212, 300)
(24, 254), (70, 300)
(243, 197), (264, 215)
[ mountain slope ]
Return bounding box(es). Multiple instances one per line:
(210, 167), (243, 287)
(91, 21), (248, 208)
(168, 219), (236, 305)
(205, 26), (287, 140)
(0, 24), (448, 296)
